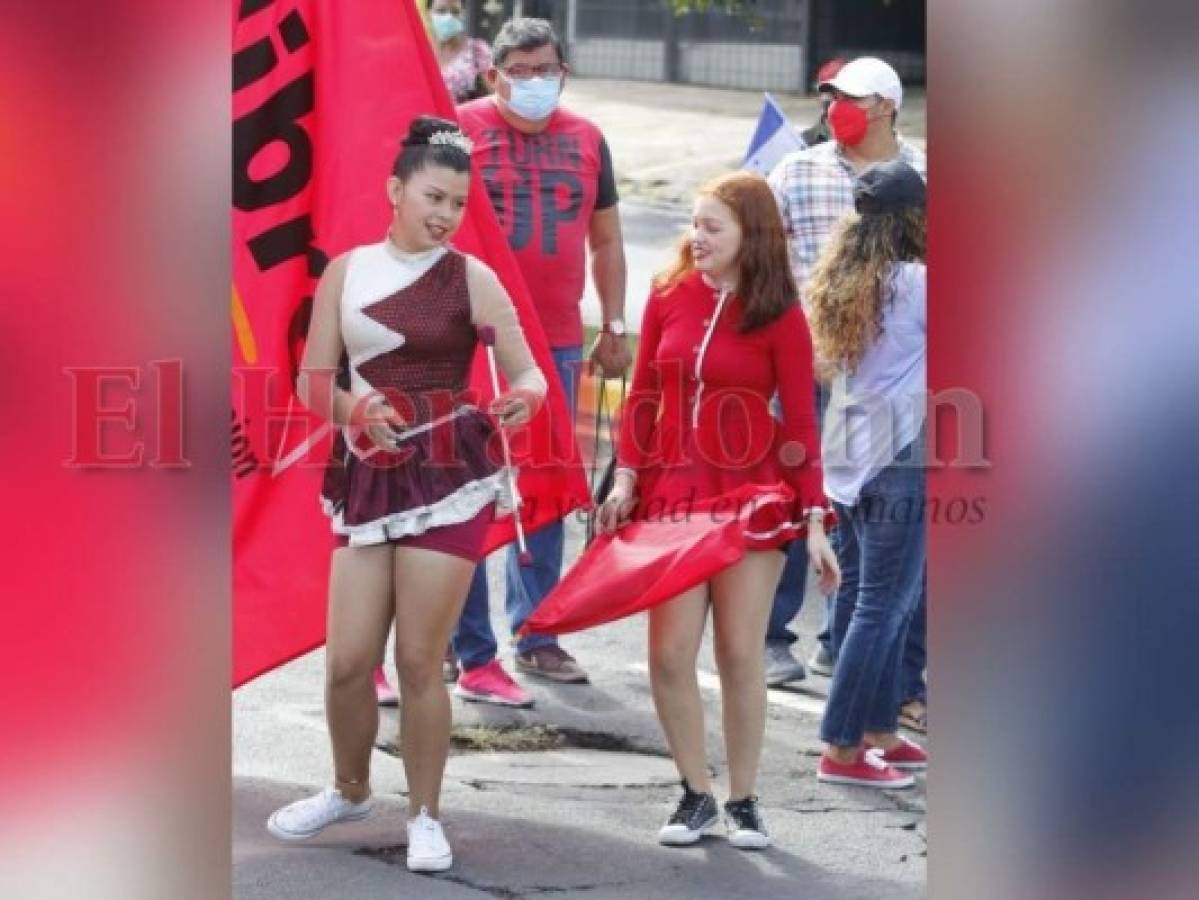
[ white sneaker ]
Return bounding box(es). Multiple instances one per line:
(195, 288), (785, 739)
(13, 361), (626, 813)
(266, 787), (372, 842)
(406, 806), (453, 872)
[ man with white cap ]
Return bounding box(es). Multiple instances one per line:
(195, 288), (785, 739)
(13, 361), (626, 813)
(762, 57), (926, 687)
(769, 56), (926, 292)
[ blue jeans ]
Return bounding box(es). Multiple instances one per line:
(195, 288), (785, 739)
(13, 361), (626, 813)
(902, 571), (927, 704)
(830, 567), (927, 703)
(820, 441), (926, 747)
(766, 383), (834, 651)
(766, 540), (837, 652)
(453, 346), (583, 665)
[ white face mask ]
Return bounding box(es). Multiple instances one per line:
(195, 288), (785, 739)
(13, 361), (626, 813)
(504, 74), (562, 121)
(430, 13), (464, 42)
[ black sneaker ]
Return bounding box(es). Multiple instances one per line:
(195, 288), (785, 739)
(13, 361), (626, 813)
(657, 781), (718, 846)
(724, 796), (770, 850)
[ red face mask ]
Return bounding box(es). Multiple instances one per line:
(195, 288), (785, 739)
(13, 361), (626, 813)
(827, 99), (871, 146)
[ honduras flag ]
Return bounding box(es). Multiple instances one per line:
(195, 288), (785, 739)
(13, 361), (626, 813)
(742, 93), (805, 175)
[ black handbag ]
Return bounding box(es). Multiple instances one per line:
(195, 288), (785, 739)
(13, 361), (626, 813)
(584, 373), (627, 546)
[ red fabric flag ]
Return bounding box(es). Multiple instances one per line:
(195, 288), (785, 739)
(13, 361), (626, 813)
(232, 0), (588, 687)
(521, 485), (796, 637)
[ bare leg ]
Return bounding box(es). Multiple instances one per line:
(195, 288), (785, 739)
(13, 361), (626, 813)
(325, 544), (395, 802)
(392, 546), (475, 819)
(711, 550), (785, 800)
(648, 584), (712, 792)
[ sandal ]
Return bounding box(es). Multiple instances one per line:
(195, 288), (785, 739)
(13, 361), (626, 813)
(898, 699), (927, 734)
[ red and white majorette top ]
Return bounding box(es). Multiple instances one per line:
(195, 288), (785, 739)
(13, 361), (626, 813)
(320, 239), (545, 547)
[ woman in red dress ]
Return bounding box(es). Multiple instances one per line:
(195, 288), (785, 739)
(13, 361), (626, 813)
(597, 172), (840, 850)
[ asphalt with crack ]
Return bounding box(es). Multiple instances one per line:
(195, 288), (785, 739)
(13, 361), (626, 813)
(235, 514), (925, 899)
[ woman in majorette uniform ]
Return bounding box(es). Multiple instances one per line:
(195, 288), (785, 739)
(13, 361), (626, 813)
(266, 116), (546, 874)
(596, 171), (840, 851)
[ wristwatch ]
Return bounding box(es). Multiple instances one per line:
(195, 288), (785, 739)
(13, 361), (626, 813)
(601, 319), (627, 336)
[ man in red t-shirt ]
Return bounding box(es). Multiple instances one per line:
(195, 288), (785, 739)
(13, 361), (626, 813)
(451, 18), (630, 703)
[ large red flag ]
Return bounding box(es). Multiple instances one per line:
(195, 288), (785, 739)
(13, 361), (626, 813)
(521, 485), (797, 637)
(232, 0), (588, 686)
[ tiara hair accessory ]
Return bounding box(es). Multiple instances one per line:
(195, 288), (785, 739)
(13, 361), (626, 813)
(428, 130), (474, 154)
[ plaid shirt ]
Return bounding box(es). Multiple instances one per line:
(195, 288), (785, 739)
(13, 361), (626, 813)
(767, 139), (927, 303)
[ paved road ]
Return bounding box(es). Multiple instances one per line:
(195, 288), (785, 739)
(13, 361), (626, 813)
(564, 77), (926, 212)
(234, 513), (926, 899)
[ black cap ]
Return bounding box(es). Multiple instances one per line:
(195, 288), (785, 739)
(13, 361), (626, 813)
(853, 160), (926, 215)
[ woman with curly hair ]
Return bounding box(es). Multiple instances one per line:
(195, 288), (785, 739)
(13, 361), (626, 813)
(808, 159), (929, 788)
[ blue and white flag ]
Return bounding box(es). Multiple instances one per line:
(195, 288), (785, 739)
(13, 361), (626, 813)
(742, 93), (805, 176)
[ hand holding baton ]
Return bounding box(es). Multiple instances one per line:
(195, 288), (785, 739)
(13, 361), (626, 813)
(477, 325), (533, 567)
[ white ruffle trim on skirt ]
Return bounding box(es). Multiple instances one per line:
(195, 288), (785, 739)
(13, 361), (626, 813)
(322, 468), (515, 548)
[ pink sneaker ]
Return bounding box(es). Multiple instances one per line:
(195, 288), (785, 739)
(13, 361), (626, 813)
(817, 748), (915, 789)
(373, 667), (399, 706)
(864, 734), (927, 770)
(453, 659), (534, 708)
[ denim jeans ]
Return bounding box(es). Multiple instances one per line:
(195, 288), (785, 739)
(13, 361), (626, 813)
(830, 565), (925, 698)
(453, 566), (497, 669)
(820, 441), (926, 747)
(766, 540), (809, 645)
(902, 571), (927, 704)
(766, 382), (834, 651)
(453, 345), (583, 666)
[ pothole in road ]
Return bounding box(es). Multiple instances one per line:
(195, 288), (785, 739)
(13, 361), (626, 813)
(456, 724), (666, 756)
(378, 725), (677, 789)
(379, 724), (666, 757)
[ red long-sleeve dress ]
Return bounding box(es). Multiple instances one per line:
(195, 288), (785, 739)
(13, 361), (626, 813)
(618, 270), (833, 549)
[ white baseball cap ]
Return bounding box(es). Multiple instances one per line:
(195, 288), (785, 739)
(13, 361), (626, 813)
(818, 56), (903, 109)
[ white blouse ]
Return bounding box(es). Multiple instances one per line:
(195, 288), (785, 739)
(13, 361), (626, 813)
(821, 261), (926, 506)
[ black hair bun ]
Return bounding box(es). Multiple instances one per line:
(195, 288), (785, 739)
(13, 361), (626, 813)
(402, 114), (461, 147)
(391, 114), (472, 180)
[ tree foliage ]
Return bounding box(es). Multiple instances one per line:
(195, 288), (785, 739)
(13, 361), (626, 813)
(667, 0), (755, 15)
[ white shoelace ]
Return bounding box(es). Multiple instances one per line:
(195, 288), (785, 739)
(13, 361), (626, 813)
(863, 749), (888, 770)
(411, 807), (439, 834)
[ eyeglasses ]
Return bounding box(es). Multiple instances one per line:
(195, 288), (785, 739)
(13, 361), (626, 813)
(500, 63), (564, 80)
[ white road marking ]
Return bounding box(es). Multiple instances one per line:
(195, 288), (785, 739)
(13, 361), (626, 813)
(626, 663), (826, 718)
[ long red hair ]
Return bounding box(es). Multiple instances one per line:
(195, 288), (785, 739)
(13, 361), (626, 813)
(655, 171), (798, 331)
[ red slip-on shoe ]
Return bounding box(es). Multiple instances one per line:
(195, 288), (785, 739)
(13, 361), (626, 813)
(373, 667), (399, 706)
(818, 748), (915, 789)
(863, 734), (927, 770)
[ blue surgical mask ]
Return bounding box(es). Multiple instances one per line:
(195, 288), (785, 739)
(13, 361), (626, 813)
(430, 13), (464, 42)
(505, 74), (562, 121)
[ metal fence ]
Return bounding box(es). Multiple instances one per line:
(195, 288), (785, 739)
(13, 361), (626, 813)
(569, 0), (809, 93)
(468, 0), (924, 94)
(574, 0), (667, 40)
(566, 0), (923, 93)
(808, 0), (925, 85)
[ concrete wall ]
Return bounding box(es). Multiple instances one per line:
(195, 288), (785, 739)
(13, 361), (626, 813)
(680, 42), (804, 93)
(570, 38), (665, 82)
